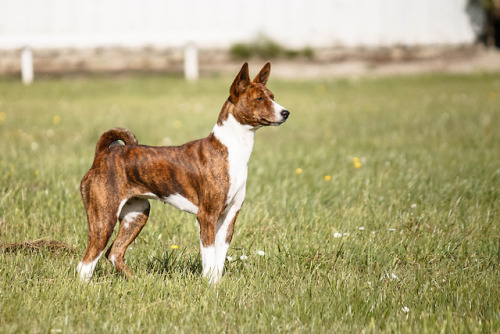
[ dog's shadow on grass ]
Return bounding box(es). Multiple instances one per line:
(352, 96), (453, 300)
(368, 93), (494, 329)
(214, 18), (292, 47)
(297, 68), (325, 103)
(144, 248), (202, 277)
(89, 248), (204, 281)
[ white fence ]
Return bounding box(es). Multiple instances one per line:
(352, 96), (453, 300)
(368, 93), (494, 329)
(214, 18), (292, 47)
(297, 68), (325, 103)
(0, 0), (482, 50)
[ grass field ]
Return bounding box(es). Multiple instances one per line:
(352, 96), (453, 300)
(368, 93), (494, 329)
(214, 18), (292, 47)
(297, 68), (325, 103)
(0, 71), (499, 333)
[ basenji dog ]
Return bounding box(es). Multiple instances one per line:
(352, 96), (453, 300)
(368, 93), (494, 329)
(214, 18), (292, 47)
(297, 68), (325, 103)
(77, 62), (289, 283)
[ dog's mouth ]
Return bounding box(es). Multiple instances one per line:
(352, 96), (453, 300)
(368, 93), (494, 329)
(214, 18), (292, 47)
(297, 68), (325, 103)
(259, 115), (289, 126)
(259, 118), (284, 126)
(259, 118), (273, 126)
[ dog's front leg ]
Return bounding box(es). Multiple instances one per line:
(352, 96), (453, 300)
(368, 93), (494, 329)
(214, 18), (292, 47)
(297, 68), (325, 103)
(212, 187), (245, 283)
(197, 209), (219, 284)
(213, 206), (241, 282)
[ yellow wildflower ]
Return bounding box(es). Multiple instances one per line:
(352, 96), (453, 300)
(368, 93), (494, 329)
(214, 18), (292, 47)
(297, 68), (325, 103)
(295, 168), (303, 174)
(353, 157), (362, 169)
(324, 175), (331, 181)
(0, 112), (6, 124)
(171, 245), (179, 250)
(53, 115), (61, 125)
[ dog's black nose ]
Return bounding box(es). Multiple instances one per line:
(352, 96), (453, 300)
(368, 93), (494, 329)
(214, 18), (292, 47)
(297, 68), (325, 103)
(281, 110), (290, 120)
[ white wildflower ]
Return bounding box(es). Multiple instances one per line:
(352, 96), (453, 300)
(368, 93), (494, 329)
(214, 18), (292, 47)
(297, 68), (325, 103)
(333, 232), (342, 238)
(402, 306), (410, 313)
(257, 250), (265, 256)
(240, 255), (248, 260)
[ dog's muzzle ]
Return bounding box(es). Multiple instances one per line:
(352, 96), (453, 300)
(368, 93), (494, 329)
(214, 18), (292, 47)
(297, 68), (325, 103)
(280, 110), (290, 120)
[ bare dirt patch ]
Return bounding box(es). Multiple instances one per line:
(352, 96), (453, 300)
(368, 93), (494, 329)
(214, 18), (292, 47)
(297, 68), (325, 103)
(1, 238), (77, 254)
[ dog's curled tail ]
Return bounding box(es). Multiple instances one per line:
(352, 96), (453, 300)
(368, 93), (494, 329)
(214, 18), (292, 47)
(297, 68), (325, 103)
(94, 127), (138, 157)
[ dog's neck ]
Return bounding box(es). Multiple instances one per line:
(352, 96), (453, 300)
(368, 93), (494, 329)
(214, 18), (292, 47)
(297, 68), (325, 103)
(212, 101), (256, 169)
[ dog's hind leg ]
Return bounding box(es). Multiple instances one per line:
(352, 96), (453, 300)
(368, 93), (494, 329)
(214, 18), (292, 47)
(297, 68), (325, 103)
(77, 211), (118, 282)
(106, 197), (150, 278)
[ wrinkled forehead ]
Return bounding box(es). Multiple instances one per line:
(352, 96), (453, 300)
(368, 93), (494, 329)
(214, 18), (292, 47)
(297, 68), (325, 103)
(248, 82), (274, 97)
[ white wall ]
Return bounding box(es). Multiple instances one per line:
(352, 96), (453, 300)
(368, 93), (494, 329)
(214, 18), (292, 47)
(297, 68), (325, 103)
(0, 0), (480, 49)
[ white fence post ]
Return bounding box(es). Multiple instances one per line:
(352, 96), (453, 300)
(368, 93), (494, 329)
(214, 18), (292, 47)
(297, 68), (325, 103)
(21, 46), (34, 85)
(184, 43), (199, 81)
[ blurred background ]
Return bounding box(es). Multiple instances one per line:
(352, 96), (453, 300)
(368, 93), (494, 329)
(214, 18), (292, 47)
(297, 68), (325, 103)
(0, 0), (499, 79)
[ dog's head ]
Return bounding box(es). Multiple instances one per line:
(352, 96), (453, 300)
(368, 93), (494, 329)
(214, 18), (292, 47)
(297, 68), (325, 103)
(226, 62), (289, 128)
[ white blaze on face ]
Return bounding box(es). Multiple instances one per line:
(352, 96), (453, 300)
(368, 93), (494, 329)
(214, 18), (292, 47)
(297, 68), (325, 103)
(272, 100), (287, 123)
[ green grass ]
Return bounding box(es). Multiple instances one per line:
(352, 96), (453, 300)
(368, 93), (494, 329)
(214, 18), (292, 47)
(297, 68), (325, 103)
(0, 72), (499, 333)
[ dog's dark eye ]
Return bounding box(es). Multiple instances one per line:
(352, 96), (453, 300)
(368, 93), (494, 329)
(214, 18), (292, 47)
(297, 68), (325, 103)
(257, 97), (264, 101)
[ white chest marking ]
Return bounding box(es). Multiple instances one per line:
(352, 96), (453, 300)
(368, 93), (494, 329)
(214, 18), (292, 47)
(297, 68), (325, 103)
(212, 114), (255, 205)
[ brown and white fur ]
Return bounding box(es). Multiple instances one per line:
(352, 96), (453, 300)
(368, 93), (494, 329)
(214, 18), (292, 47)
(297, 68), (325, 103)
(77, 62), (289, 284)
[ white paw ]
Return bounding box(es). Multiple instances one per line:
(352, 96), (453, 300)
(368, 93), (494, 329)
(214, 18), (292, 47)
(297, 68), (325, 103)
(203, 268), (222, 284)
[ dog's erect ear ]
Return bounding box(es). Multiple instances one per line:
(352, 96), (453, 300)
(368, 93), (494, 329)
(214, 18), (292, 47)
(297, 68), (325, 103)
(253, 62), (271, 85)
(230, 62), (250, 102)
